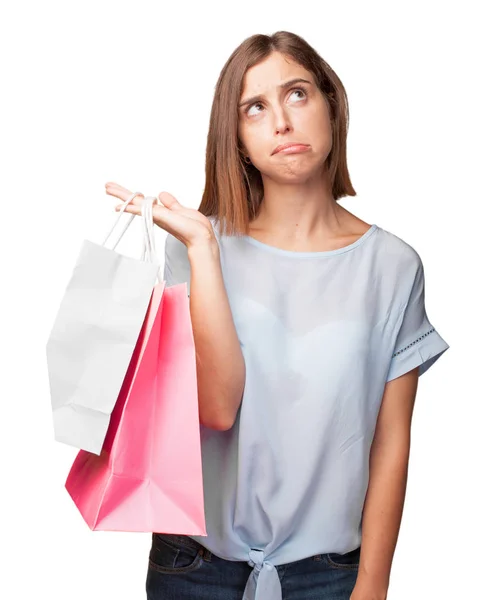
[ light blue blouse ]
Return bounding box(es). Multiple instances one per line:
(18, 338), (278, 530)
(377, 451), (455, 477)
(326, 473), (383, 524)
(163, 218), (450, 600)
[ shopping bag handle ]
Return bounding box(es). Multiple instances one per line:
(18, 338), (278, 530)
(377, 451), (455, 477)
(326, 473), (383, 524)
(140, 196), (154, 262)
(140, 196), (164, 284)
(102, 191), (143, 249)
(101, 192), (164, 284)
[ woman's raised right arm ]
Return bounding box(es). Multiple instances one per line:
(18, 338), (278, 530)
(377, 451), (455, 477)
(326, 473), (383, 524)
(187, 240), (246, 431)
(105, 182), (245, 431)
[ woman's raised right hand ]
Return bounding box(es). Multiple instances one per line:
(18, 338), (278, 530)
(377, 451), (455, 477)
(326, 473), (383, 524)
(105, 182), (216, 249)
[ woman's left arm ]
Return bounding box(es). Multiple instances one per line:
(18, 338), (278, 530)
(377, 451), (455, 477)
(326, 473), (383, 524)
(351, 366), (419, 600)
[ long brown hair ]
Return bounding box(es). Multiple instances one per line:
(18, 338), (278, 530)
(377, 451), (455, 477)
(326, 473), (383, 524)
(197, 31), (357, 237)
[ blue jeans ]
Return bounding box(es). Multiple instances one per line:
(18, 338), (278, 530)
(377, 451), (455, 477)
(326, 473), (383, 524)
(146, 532), (361, 600)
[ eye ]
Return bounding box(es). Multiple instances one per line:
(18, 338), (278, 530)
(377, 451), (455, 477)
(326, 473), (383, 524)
(290, 88), (306, 102)
(246, 101), (264, 117)
(245, 87), (307, 117)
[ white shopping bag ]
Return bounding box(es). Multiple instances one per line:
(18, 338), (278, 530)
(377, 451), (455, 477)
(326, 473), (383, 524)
(46, 193), (163, 455)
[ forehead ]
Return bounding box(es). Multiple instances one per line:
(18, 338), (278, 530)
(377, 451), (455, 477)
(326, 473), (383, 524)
(241, 52), (314, 94)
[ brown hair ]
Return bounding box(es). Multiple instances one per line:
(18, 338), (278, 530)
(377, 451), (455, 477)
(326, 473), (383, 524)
(197, 30), (357, 237)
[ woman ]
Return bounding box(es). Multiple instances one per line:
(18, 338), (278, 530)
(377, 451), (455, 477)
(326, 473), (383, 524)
(107, 30), (449, 600)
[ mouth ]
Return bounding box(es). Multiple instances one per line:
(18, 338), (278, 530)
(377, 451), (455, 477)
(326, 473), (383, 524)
(272, 143), (311, 155)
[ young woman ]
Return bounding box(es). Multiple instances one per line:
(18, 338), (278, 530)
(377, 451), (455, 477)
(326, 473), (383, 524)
(107, 30), (449, 600)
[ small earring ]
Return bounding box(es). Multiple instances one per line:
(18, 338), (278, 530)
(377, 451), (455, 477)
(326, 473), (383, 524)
(244, 155), (251, 164)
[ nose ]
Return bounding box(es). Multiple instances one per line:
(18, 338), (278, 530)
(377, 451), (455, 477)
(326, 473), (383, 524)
(276, 123), (291, 135)
(273, 106), (292, 135)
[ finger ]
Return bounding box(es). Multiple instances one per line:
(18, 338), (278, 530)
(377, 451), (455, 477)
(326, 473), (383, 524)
(105, 181), (131, 192)
(111, 196), (144, 212)
(158, 191), (181, 210)
(110, 193), (145, 210)
(105, 183), (131, 200)
(105, 182), (143, 203)
(114, 204), (140, 215)
(114, 201), (155, 216)
(105, 182), (131, 195)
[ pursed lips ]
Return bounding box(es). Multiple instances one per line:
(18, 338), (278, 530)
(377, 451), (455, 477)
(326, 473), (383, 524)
(272, 143), (310, 155)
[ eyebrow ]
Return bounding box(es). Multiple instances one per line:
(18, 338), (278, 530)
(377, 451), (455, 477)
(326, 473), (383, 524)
(238, 77), (312, 109)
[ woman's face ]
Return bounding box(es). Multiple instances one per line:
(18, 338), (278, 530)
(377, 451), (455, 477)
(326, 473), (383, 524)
(237, 51), (333, 184)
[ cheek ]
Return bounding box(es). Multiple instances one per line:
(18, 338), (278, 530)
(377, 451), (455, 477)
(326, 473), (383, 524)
(242, 124), (272, 159)
(305, 109), (332, 150)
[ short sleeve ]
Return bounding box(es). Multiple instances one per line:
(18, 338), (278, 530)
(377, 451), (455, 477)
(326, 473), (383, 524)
(163, 233), (191, 295)
(386, 255), (450, 382)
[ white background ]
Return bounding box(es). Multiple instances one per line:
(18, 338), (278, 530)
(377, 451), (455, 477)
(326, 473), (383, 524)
(1, 1), (492, 598)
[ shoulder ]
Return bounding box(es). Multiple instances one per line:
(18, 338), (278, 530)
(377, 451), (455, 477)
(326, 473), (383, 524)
(375, 225), (423, 276)
(370, 226), (430, 319)
(372, 226), (427, 308)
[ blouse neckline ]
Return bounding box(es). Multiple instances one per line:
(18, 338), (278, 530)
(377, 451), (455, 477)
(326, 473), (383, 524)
(243, 223), (378, 258)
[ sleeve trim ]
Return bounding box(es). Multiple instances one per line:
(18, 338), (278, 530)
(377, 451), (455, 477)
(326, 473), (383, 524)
(392, 327), (435, 358)
(386, 328), (449, 382)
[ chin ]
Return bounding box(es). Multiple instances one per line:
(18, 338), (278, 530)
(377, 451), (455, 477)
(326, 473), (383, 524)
(269, 169), (320, 185)
(272, 159), (322, 181)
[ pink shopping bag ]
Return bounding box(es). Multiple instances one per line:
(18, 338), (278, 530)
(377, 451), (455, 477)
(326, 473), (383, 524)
(65, 278), (206, 535)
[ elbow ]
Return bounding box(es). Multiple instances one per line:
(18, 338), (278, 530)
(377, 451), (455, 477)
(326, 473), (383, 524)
(198, 394), (240, 432)
(211, 418), (236, 431)
(198, 370), (245, 431)
(200, 413), (236, 431)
